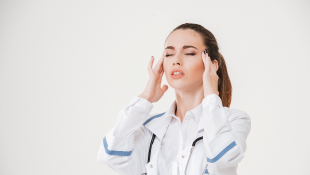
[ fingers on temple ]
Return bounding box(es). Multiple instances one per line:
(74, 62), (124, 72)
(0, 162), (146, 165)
(201, 51), (205, 65)
(204, 52), (212, 72)
(154, 51), (165, 73)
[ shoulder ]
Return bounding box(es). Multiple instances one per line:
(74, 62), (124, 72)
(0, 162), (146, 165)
(223, 107), (251, 122)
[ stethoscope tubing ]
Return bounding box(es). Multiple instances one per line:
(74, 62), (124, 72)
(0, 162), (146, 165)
(146, 134), (207, 175)
(147, 134), (156, 163)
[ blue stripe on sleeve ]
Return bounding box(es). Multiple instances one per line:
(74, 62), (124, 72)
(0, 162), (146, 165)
(143, 112), (166, 125)
(103, 136), (132, 156)
(207, 141), (236, 163)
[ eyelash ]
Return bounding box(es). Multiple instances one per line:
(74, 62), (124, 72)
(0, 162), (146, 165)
(165, 53), (195, 57)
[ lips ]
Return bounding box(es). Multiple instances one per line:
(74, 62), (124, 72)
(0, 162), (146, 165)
(170, 69), (185, 75)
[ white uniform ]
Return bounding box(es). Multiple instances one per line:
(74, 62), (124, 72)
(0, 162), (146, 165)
(97, 94), (251, 175)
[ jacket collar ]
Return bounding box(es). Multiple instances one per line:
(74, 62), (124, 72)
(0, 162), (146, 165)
(143, 99), (205, 140)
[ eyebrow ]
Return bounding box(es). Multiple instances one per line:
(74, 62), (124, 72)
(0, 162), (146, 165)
(165, 45), (198, 50)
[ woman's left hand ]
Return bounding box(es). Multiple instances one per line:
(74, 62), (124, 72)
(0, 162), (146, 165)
(201, 49), (219, 98)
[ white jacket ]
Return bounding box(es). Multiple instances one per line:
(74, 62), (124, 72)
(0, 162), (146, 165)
(97, 94), (251, 175)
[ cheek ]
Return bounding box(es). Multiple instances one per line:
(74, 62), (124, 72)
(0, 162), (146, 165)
(187, 61), (205, 77)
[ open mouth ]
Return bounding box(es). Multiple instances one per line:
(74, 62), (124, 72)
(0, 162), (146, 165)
(170, 69), (185, 75)
(171, 69), (185, 79)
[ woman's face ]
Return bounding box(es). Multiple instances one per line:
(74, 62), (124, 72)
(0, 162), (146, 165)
(164, 29), (206, 92)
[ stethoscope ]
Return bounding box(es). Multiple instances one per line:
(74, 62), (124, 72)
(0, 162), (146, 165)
(143, 134), (208, 175)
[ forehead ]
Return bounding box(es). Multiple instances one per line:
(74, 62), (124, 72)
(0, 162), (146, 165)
(165, 29), (204, 49)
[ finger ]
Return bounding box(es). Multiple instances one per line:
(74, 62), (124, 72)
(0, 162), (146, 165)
(154, 51), (165, 73)
(148, 56), (154, 74)
(160, 69), (164, 79)
(154, 51), (166, 73)
(210, 60), (215, 73)
(161, 64), (165, 75)
(161, 84), (168, 93)
(201, 51), (205, 65)
(159, 61), (164, 73)
(204, 52), (212, 73)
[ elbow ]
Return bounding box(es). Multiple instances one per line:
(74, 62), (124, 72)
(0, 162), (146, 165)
(224, 146), (244, 164)
(207, 141), (245, 167)
(97, 137), (116, 166)
(97, 146), (111, 165)
(97, 148), (124, 167)
(97, 137), (132, 166)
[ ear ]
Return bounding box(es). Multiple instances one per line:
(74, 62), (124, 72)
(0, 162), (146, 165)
(212, 60), (219, 72)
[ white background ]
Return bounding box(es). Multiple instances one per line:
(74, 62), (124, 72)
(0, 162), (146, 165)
(1, 0), (309, 174)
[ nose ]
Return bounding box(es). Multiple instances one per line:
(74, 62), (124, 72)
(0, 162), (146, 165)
(173, 52), (182, 66)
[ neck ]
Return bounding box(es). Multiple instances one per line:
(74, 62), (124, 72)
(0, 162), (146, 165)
(174, 86), (204, 123)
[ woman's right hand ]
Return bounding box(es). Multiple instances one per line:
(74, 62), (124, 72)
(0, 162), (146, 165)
(138, 51), (168, 103)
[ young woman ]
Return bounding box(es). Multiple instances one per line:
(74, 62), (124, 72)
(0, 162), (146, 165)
(97, 23), (251, 175)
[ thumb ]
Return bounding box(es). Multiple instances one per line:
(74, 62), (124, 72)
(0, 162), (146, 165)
(162, 85), (168, 93)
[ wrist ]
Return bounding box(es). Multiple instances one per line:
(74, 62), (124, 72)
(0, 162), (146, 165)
(138, 93), (152, 103)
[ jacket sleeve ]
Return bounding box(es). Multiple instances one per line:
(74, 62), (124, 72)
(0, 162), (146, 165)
(201, 94), (251, 174)
(97, 96), (154, 175)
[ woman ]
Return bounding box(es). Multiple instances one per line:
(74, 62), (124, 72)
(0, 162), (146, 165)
(97, 23), (251, 175)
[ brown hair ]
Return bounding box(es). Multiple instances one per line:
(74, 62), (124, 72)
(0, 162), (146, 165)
(166, 23), (232, 107)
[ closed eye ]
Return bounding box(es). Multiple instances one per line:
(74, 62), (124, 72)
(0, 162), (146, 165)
(166, 53), (195, 57)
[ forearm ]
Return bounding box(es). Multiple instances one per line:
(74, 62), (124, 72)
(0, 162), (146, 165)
(97, 96), (154, 174)
(201, 94), (251, 173)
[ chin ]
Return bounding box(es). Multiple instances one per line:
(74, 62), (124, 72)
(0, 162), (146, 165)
(168, 81), (188, 90)
(169, 78), (203, 92)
